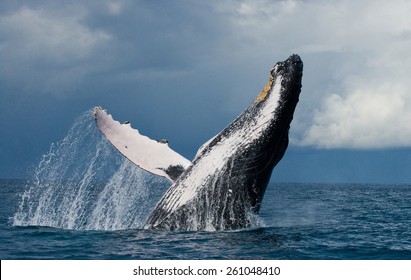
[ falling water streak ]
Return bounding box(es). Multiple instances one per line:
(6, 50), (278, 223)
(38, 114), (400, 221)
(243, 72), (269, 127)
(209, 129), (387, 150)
(85, 160), (164, 230)
(65, 139), (105, 229)
(12, 110), (169, 231)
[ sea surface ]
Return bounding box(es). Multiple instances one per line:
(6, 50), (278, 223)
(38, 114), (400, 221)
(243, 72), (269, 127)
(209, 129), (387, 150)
(1, 112), (411, 260)
(1, 180), (411, 260)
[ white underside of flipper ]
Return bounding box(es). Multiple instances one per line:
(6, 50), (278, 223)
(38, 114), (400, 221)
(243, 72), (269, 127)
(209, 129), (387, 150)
(93, 107), (191, 182)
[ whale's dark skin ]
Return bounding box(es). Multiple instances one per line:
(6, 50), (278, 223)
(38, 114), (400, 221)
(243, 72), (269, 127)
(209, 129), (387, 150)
(144, 55), (303, 231)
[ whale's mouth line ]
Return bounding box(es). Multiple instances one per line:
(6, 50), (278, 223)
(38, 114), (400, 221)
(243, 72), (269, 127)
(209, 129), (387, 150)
(255, 76), (275, 104)
(255, 54), (303, 108)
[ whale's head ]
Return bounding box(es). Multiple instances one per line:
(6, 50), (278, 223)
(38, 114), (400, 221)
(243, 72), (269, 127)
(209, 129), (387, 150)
(231, 54), (303, 214)
(255, 54), (303, 123)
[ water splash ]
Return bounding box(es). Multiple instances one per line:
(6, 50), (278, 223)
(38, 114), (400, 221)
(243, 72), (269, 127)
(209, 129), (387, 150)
(12, 110), (168, 230)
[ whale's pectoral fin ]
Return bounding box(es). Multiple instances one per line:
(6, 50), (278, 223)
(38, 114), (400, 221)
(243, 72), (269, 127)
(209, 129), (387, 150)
(93, 106), (191, 182)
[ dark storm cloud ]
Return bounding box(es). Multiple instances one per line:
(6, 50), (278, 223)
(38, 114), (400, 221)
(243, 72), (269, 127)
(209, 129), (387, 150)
(0, 0), (243, 178)
(84, 1), (224, 70)
(1, 0), (411, 182)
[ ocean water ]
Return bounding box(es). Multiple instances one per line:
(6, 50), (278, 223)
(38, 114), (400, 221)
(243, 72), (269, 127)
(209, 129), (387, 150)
(1, 180), (411, 260)
(1, 111), (411, 260)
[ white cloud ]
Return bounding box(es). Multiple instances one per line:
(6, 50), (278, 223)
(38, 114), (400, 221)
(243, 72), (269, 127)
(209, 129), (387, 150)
(1, 7), (109, 59)
(215, 0), (411, 149)
(0, 5), (111, 96)
(292, 1), (411, 149)
(301, 83), (411, 148)
(106, 1), (124, 16)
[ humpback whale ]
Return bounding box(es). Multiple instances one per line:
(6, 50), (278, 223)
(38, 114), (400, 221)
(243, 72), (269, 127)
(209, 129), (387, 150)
(94, 54), (303, 231)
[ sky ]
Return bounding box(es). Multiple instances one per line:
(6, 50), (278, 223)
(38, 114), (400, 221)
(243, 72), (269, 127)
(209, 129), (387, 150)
(1, 0), (411, 183)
